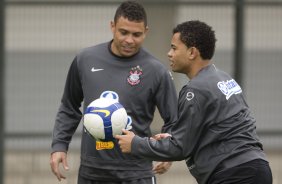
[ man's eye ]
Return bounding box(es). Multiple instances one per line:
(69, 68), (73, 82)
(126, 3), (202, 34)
(120, 31), (127, 35)
(133, 33), (142, 37)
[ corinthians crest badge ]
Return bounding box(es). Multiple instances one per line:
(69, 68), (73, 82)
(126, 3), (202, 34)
(127, 65), (143, 86)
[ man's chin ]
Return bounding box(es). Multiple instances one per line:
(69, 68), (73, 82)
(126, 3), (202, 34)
(170, 66), (176, 72)
(121, 51), (137, 57)
(171, 67), (180, 73)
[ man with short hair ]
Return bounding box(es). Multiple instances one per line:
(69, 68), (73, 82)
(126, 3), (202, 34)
(116, 20), (273, 184)
(50, 1), (178, 184)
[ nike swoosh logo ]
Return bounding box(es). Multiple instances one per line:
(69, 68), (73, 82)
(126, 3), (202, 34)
(91, 67), (104, 72)
(93, 109), (110, 117)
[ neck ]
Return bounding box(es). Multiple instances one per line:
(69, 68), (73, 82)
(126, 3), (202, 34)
(186, 59), (210, 79)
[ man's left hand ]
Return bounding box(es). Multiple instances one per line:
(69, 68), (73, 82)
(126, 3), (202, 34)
(115, 129), (135, 153)
(153, 161), (172, 174)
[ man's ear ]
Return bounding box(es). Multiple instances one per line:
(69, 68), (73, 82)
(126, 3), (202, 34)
(110, 21), (115, 33)
(188, 47), (198, 60)
(144, 26), (149, 37)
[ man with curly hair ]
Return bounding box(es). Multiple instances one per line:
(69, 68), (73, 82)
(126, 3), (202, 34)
(116, 20), (273, 184)
(50, 1), (178, 184)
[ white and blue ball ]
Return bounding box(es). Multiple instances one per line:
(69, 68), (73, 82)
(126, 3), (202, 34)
(83, 98), (128, 141)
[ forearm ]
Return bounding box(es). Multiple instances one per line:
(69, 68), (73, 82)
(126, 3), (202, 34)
(52, 103), (82, 152)
(131, 135), (183, 161)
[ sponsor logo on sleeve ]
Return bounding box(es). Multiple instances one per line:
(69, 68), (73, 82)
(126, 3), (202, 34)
(217, 79), (242, 100)
(186, 92), (195, 101)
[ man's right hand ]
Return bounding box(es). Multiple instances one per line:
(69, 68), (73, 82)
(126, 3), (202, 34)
(151, 133), (172, 140)
(50, 151), (69, 181)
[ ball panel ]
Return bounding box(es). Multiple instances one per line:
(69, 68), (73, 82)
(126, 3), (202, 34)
(84, 114), (105, 140)
(111, 108), (128, 136)
(88, 98), (117, 108)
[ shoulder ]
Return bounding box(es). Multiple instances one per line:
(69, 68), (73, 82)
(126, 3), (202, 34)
(187, 65), (241, 102)
(190, 65), (229, 89)
(185, 65), (224, 99)
(75, 42), (110, 67)
(139, 48), (168, 73)
(77, 42), (108, 57)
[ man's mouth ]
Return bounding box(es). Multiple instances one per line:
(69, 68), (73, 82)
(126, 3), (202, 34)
(122, 46), (134, 52)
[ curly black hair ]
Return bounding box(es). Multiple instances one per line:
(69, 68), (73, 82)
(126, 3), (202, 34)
(173, 20), (216, 60)
(114, 1), (147, 27)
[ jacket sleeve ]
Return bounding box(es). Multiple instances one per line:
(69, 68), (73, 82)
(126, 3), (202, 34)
(154, 70), (178, 133)
(131, 87), (206, 161)
(51, 56), (84, 153)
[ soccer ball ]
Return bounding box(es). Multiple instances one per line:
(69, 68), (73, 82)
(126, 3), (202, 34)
(83, 98), (128, 141)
